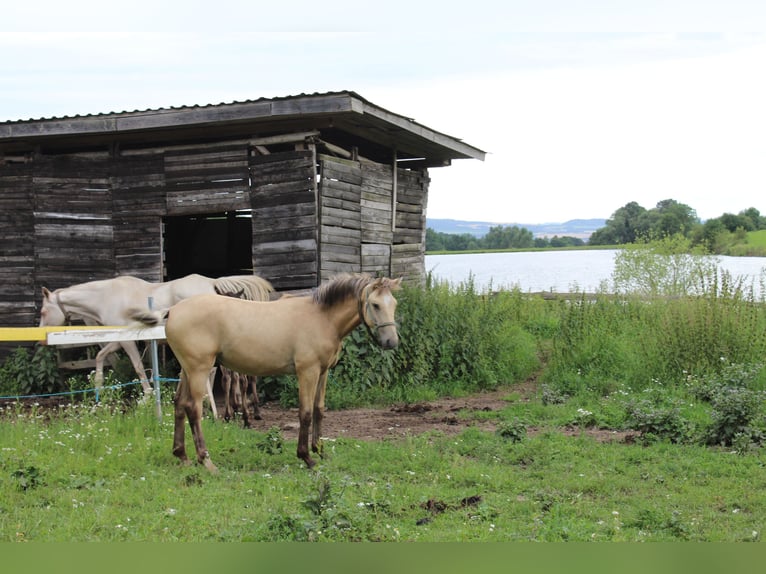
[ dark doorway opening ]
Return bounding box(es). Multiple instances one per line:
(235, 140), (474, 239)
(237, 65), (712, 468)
(163, 211), (252, 280)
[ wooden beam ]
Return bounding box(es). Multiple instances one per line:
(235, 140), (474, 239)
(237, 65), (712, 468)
(249, 131), (320, 146)
(0, 325), (126, 342)
(47, 326), (166, 345)
(0, 325), (165, 344)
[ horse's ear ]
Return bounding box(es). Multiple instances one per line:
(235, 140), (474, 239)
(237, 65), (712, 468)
(390, 277), (403, 290)
(41, 287), (52, 300)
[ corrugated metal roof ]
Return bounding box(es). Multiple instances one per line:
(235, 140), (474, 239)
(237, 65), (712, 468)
(1, 91), (363, 124)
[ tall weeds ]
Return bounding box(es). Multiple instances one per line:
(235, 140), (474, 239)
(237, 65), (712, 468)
(545, 238), (766, 396)
(328, 275), (542, 406)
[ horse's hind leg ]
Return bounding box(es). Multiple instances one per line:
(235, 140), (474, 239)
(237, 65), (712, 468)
(249, 376), (262, 421)
(187, 368), (218, 473)
(240, 375), (261, 428)
(311, 370), (329, 457)
(221, 367), (233, 421)
(172, 371), (191, 465)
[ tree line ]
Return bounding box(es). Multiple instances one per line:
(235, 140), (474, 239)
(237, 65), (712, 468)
(427, 200), (766, 254)
(426, 225), (585, 252)
(589, 200), (766, 253)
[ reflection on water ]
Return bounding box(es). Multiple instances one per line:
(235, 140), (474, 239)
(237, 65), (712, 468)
(425, 250), (766, 295)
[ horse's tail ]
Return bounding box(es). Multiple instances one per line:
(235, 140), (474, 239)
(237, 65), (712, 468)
(213, 274), (274, 301)
(128, 308), (168, 327)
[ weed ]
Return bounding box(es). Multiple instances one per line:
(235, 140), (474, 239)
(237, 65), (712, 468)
(627, 400), (693, 444)
(496, 419), (527, 443)
(11, 465), (44, 491)
(704, 387), (765, 447)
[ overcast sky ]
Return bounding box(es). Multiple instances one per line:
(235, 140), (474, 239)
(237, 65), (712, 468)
(3, 1), (765, 224)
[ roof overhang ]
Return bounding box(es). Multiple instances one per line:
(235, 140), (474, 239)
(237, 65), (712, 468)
(0, 91), (485, 168)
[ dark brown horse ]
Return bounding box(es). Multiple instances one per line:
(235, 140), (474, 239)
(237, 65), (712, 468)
(137, 273), (401, 472)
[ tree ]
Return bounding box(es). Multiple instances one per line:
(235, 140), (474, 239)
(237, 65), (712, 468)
(652, 199), (699, 236)
(718, 212), (755, 233)
(589, 201), (647, 245)
(590, 199), (700, 245)
(740, 207), (765, 230)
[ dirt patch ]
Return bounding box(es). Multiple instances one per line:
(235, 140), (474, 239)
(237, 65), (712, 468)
(246, 388), (512, 442)
(224, 379), (634, 444)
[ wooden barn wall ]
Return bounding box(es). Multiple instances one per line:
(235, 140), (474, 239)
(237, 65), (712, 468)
(165, 143), (251, 215)
(111, 154), (164, 280)
(249, 150), (318, 290)
(0, 165), (34, 327)
(360, 162), (394, 275)
(392, 167), (430, 283)
(33, 156), (114, 291)
(318, 155), (363, 280)
(318, 155), (429, 283)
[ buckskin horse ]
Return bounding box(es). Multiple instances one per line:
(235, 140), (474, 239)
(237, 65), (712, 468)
(38, 273), (274, 395)
(135, 273), (401, 472)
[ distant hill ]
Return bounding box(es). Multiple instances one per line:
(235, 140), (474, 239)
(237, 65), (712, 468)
(427, 218), (606, 239)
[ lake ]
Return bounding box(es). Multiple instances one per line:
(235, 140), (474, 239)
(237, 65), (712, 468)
(425, 250), (766, 294)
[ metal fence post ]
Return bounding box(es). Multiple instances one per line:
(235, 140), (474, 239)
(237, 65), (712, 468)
(148, 297), (162, 421)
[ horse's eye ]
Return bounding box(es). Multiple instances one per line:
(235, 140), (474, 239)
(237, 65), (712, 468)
(372, 303), (380, 310)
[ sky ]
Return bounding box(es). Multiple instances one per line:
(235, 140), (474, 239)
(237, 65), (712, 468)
(3, 1), (766, 224)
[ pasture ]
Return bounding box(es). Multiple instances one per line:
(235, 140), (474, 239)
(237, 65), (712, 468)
(3, 246), (766, 542)
(1, 389), (766, 542)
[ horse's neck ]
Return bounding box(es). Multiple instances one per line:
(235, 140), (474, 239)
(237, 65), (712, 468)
(57, 288), (111, 324)
(325, 297), (362, 339)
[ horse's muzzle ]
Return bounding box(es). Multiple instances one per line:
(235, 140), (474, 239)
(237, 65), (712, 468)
(378, 327), (399, 350)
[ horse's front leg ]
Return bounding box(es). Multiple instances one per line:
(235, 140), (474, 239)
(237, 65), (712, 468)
(296, 366), (321, 468)
(120, 341), (152, 396)
(94, 341), (122, 388)
(311, 370), (330, 457)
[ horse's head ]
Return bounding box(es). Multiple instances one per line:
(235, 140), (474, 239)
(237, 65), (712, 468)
(39, 287), (67, 327)
(361, 277), (402, 350)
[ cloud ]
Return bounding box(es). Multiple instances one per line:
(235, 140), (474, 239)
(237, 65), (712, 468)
(383, 41), (766, 223)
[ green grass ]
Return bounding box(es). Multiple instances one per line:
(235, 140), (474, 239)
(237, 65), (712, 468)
(2, 390), (766, 542)
(746, 230), (766, 248)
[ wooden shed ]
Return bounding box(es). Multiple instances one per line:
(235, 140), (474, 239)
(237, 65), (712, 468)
(0, 91), (484, 333)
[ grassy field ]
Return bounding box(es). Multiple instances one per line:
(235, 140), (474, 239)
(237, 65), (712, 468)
(2, 385), (766, 543)
(3, 242), (766, 544)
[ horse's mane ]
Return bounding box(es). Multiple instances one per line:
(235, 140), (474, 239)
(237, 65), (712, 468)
(213, 275), (274, 301)
(312, 274), (372, 308)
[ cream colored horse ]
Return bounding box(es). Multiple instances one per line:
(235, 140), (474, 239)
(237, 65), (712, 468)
(39, 273), (273, 395)
(136, 273), (401, 472)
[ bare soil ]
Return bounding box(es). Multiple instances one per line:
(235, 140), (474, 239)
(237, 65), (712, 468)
(225, 377), (634, 444)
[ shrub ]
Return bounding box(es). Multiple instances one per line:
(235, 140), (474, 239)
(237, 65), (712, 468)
(626, 399), (693, 444)
(704, 387), (765, 447)
(0, 346), (61, 397)
(496, 418), (527, 443)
